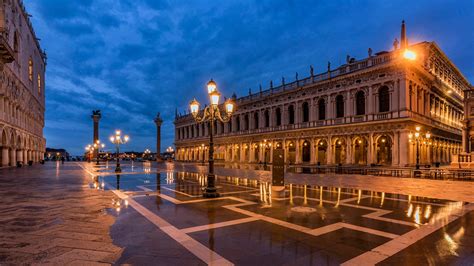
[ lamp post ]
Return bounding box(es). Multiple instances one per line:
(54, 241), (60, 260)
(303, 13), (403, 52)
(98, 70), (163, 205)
(409, 126), (431, 170)
(85, 145), (94, 163)
(189, 79), (235, 198)
(261, 139), (271, 167)
(110, 130), (129, 173)
(93, 140), (105, 165)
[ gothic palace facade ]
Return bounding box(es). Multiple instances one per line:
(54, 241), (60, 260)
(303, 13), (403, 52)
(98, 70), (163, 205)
(174, 23), (471, 167)
(0, 0), (46, 166)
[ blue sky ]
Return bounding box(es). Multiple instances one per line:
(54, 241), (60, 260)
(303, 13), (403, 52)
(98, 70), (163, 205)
(26, 0), (473, 155)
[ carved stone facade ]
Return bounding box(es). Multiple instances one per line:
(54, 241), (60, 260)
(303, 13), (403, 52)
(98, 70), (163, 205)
(0, 0), (46, 166)
(174, 25), (470, 167)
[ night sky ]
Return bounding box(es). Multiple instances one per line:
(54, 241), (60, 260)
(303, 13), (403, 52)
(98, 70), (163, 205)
(26, 0), (473, 155)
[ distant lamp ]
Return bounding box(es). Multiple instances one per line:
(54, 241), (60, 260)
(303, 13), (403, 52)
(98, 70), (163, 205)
(190, 99), (200, 116)
(403, 50), (416, 60)
(207, 79), (217, 94)
(225, 99), (235, 114)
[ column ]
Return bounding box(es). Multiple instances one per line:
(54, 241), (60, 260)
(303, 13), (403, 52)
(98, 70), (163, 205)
(345, 137), (351, 165)
(23, 150), (28, 164)
(399, 131), (409, 166)
(2, 148), (9, 166)
(295, 139), (301, 164)
(310, 139), (316, 164)
(367, 133), (374, 164)
(16, 149), (22, 163)
(10, 149), (16, 166)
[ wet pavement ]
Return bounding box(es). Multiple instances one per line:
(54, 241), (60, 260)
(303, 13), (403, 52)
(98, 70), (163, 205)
(84, 161), (474, 265)
(2, 161), (474, 265)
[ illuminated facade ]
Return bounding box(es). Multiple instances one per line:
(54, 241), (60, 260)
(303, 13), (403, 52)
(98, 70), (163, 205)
(174, 22), (471, 167)
(0, 0), (46, 166)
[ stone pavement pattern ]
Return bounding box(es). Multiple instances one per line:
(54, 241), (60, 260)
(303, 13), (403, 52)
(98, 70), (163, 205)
(0, 162), (123, 264)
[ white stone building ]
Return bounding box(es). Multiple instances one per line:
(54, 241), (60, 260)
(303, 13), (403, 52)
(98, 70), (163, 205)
(174, 22), (471, 167)
(0, 0), (46, 166)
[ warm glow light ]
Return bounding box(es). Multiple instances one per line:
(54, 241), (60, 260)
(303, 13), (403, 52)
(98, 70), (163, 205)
(415, 132), (420, 138)
(207, 79), (217, 94)
(409, 133), (413, 139)
(116, 130), (121, 136)
(124, 135), (130, 142)
(225, 99), (234, 114)
(426, 132), (431, 139)
(403, 49), (416, 60)
(415, 126), (421, 132)
(189, 98), (200, 115)
(210, 91), (220, 105)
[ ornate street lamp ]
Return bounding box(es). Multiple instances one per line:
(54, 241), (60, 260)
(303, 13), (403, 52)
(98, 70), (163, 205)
(409, 126), (431, 170)
(93, 140), (105, 165)
(189, 79), (235, 198)
(110, 130), (129, 173)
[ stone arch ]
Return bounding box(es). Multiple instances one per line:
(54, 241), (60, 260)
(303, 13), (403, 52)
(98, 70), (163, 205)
(352, 136), (368, 165)
(287, 141), (296, 164)
(375, 134), (392, 165)
(333, 137), (346, 164)
(301, 139), (311, 163)
(316, 139), (328, 165)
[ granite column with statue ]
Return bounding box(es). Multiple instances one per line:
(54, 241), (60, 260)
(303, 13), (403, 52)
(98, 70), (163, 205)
(91, 110), (101, 162)
(154, 113), (163, 161)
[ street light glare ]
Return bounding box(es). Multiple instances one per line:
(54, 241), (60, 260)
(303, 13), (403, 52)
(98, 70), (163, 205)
(403, 49), (416, 60)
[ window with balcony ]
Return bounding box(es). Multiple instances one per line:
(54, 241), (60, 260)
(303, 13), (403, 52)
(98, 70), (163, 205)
(355, 91), (365, 115)
(302, 102), (309, 122)
(336, 95), (344, 118)
(288, 105), (295, 124)
(379, 86), (390, 112)
(318, 99), (326, 120)
(276, 108), (282, 126)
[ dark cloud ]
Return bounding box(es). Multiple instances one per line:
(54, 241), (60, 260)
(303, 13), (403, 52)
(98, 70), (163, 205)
(26, 0), (474, 155)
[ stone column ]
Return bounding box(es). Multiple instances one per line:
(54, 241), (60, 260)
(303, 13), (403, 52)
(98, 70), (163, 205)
(295, 139), (301, 164)
(10, 149), (16, 166)
(2, 148), (9, 166)
(23, 150), (28, 164)
(91, 110), (101, 160)
(154, 113), (163, 161)
(15, 150), (21, 164)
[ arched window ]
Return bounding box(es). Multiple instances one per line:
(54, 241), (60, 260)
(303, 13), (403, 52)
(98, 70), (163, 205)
(37, 74), (41, 95)
(379, 86), (390, 112)
(244, 114), (249, 130)
(318, 99), (326, 120)
(28, 58), (33, 81)
(254, 112), (259, 129)
(228, 120), (232, 132)
(288, 105), (295, 124)
(302, 102), (309, 122)
(276, 108), (282, 126)
(264, 110), (270, 127)
(236, 116), (241, 131)
(336, 95), (344, 118)
(355, 91), (365, 115)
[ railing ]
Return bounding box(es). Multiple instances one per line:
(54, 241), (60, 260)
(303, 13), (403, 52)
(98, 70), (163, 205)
(286, 165), (474, 181)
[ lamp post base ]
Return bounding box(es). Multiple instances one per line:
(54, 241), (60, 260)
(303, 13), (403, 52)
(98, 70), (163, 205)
(203, 188), (220, 198)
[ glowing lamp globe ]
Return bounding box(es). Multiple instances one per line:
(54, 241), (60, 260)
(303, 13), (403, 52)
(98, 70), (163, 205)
(207, 79), (217, 94)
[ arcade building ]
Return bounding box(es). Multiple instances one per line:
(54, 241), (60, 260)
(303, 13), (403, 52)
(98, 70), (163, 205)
(0, 0), (46, 166)
(174, 22), (471, 167)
